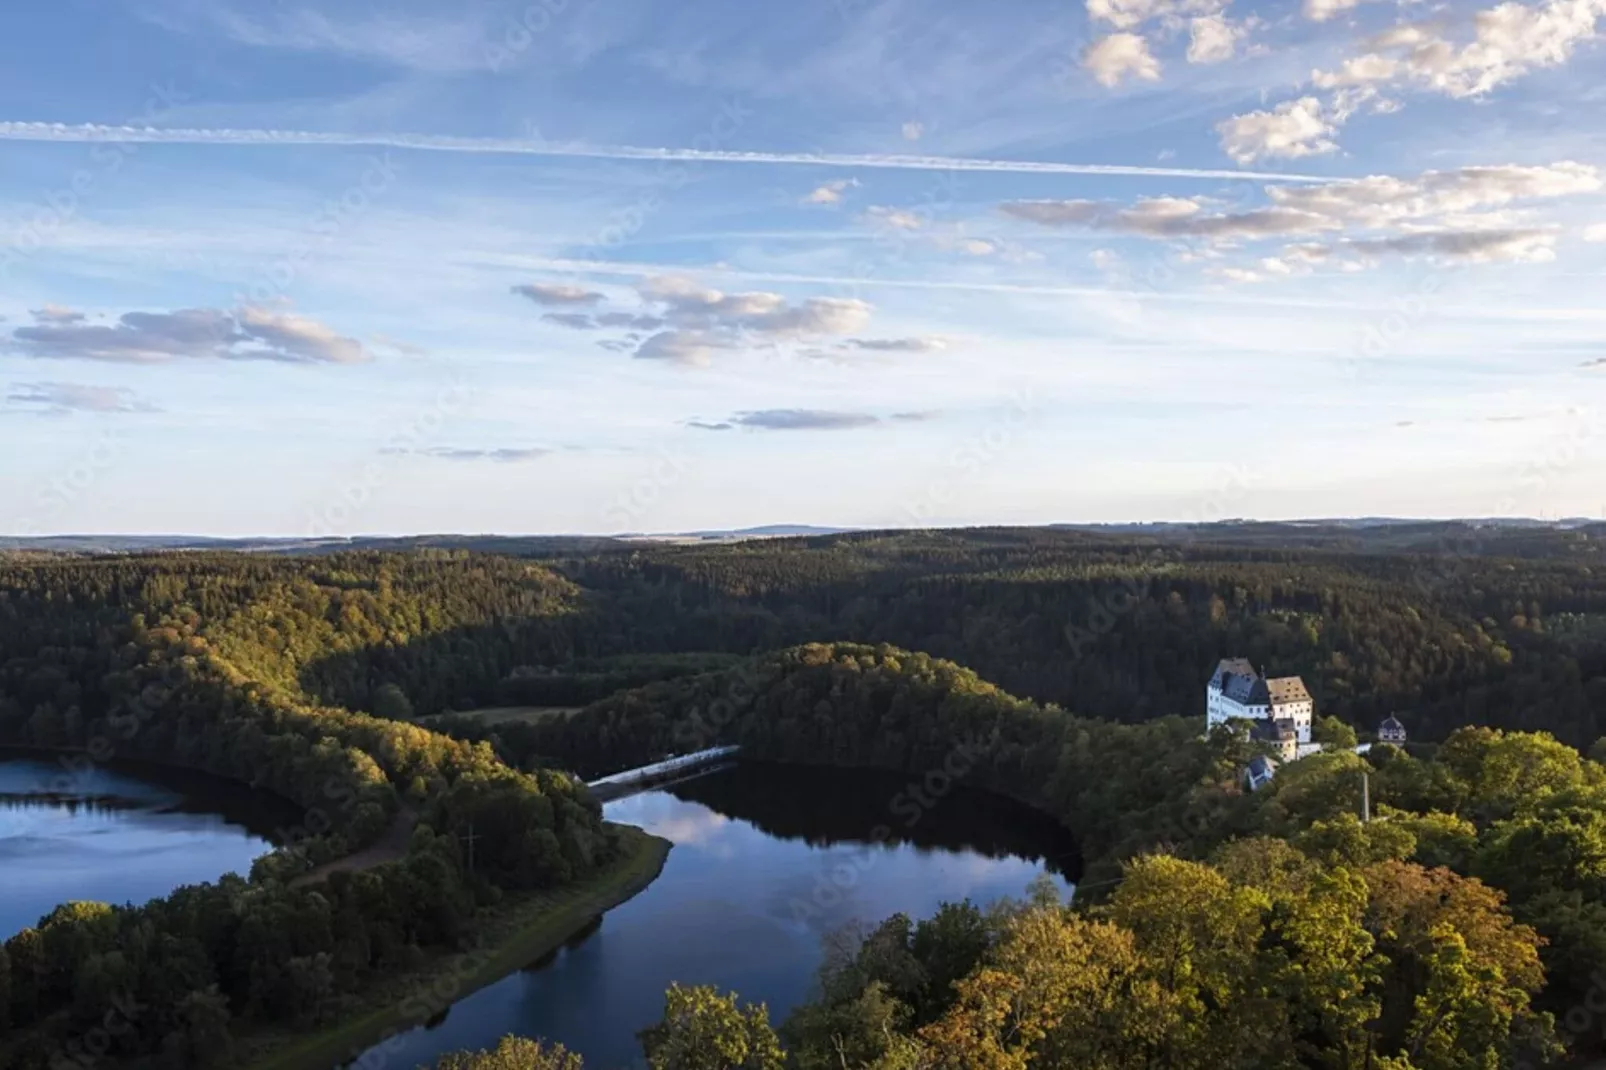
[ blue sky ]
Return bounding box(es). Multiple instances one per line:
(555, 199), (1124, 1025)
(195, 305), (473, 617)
(2, 0), (1604, 535)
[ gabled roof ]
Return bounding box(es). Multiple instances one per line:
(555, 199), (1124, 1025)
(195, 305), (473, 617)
(1210, 657), (1257, 689)
(1266, 676), (1312, 706)
(1246, 754), (1279, 784)
(1380, 715), (1406, 732)
(1224, 675), (1262, 703)
(1252, 717), (1297, 743)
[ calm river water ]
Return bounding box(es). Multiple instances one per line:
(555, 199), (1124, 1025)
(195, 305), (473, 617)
(360, 761), (1079, 1070)
(0, 751), (296, 937)
(1, 753), (1078, 1070)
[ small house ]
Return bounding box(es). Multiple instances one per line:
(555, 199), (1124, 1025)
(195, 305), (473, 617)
(1245, 754), (1279, 792)
(1378, 715), (1408, 744)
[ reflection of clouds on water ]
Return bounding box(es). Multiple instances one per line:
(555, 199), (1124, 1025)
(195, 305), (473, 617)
(1, 757), (278, 939)
(609, 794), (737, 855)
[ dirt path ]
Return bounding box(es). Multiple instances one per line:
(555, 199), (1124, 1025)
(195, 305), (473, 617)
(289, 807), (418, 888)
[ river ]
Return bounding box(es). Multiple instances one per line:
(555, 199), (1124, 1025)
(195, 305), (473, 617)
(1, 753), (1078, 1070)
(359, 760), (1080, 1070)
(0, 751), (298, 938)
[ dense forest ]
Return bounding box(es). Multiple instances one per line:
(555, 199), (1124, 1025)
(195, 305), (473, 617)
(3, 526), (1606, 1068)
(434, 642), (1606, 1070)
(0, 555), (621, 1068)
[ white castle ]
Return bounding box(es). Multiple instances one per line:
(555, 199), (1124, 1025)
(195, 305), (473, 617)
(1207, 657), (1321, 762)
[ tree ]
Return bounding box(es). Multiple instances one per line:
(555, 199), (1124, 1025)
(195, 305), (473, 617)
(372, 682), (416, 721)
(1315, 715), (1359, 750)
(638, 984), (784, 1070)
(1363, 862), (1552, 1063)
(1296, 813), (1417, 868)
(1104, 855), (1270, 1068)
(1391, 810), (1478, 871)
(915, 905), (1147, 1070)
(434, 1035), (585, 1070)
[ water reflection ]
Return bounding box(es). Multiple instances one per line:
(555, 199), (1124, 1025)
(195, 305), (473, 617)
(362, 761), (1078, 1070)
(0, 752), (299, 937)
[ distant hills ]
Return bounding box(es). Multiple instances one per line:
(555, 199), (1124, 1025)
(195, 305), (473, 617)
(1, 518), (1599, 557)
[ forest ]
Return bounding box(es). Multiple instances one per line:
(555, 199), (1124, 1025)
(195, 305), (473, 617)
(3, 525), (1606, 1068)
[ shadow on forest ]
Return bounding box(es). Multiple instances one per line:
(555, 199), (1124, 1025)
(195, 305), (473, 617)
(297, 532), (1606, 751)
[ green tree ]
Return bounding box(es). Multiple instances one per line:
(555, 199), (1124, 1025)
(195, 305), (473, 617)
(434, 1035), (585, 1070)
(1315, 715), (1359, 750)
(638, 984), (784, 1070)
(372, 682), (416, 721)
(916, 905), (1147, 1070)
(1296, 813), (1417, 868)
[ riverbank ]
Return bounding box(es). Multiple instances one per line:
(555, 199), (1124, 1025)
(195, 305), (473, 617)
(243, 823), (672, 1070)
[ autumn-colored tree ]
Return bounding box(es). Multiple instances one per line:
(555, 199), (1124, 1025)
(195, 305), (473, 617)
(638, 984), (784, 1070)
(434, 1035), (585, 1070)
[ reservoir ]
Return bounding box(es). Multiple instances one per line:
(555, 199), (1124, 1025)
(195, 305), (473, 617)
(0, 751), (295, 938)
(361, 760), (1079, 1069)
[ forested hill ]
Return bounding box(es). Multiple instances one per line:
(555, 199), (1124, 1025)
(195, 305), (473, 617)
(0, 554), (624, 1069)
(6, 527), (1606, 747)
(444, 641), (1606, 1068)
(548, 528), (1606, 746)
(4, 535), (1606, 1068)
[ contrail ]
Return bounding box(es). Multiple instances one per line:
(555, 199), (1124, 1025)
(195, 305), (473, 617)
(0, 121), (1329, 183)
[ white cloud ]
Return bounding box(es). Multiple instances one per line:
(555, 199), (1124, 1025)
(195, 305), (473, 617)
(1083, 32), (1163, 86)
(728, 409), (882, 431)
(864, 205), (925, 230)
(1312, 53), (1403, 90)
(1002, 196), (1337, 239)
(0, 122), (1323, 183)
(1086, 0), (1224, 30)
(1304, 0), (1384, 20)
(961, 238), (998, 255)
(5, 306), (372, 365)
(29, 305), (86, 325)
(511, 282), (606, 306)
(636, 329), (725, 367)
(396, 447), (554, 462)
(7, 381), (156, 414)
(1187, 14), (1249, 63)
(1585, 223), (1606, 241)
(803, 178), (859, 206)
(1310, 0), (1606, 100)
(842, 337), (950, 353)
(234, 307), (370, 364)
(1345, 227), (1560, 262)
(1216, 97), (1338, 163)
(1268, 162), (1602, 226)
(1001, 162), (1598, 271)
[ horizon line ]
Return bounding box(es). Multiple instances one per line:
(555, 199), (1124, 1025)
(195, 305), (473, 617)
(3, 517), (1598, 543)
(0, 121), (1331, 183)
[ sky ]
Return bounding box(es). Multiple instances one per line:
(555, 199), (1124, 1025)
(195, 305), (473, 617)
(1, 0), (1604, 535)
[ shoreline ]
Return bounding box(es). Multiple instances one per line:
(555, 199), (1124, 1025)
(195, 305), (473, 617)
(242, 823), (672, 1070)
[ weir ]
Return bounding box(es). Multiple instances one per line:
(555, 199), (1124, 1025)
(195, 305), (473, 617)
(585, 745), (741, 801)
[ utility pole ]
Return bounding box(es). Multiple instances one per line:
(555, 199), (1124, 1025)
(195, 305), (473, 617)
(1361, 771), (1371, 824)
(460, 822), (480, 873)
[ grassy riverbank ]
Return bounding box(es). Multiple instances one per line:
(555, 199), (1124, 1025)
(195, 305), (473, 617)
(244, 824), (671, 1070)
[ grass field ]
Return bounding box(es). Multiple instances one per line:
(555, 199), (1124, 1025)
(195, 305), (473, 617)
(421, 706), (582, 726)
(245, 824), (671, 1070)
